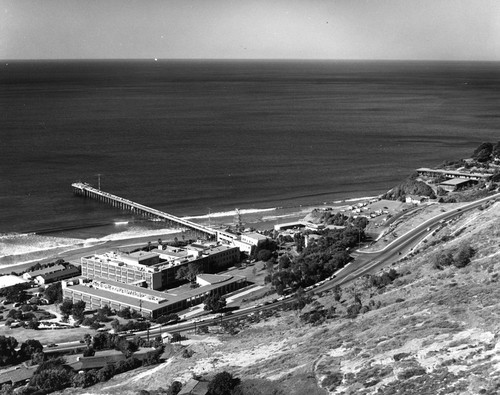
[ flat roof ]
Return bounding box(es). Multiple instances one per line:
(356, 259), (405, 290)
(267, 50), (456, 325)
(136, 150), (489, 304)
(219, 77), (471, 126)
(65, 282), (165, 312)
(26, 264), (65, 277)
(197, 273), (233, 284)
(65, 274), (246, 313)
(128, 251), (159, 260)
(242, 232), (268, 240)
(204, 245), (238, 254)
(440, 178), (475, 186)
(39, 266), (81, 281)
(0, 275), (28, 289)
(416, 168), (490, 178)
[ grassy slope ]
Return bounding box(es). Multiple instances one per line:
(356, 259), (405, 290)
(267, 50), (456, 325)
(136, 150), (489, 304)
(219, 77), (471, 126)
(59, 202), (500, 395)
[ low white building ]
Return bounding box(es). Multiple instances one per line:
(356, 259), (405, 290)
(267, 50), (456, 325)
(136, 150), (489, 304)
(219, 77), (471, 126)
(240, 232), (268, 246)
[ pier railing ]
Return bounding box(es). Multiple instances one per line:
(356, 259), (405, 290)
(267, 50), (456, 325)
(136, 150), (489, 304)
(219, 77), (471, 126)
(71, 182), (219, 238)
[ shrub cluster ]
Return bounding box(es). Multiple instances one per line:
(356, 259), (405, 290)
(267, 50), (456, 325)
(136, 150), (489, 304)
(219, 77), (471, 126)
(433, 244), (475, 270)
(271, 227), (362, 295)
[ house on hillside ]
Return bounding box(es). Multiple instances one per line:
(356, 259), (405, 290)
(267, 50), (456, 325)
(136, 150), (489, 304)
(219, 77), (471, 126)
(439, 178), (477, 192)
(405, 195), (429, 205)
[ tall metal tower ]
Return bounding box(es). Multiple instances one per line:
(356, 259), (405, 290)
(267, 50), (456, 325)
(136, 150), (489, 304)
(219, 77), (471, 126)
(234, 208), (243, 232)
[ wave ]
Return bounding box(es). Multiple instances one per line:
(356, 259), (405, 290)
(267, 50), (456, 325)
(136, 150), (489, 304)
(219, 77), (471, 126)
(343, 196), (380, 203)
(0, 233), (84, 258)
(261, 212), (307, 221)
(0, 232), (36, 240)
(183, 207), (277, 220)
(98, 227), (182, 242)
(0, 226), (184, 268)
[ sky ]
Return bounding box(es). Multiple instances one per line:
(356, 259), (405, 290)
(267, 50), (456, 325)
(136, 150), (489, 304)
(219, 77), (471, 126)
(1, 0), (500, 60)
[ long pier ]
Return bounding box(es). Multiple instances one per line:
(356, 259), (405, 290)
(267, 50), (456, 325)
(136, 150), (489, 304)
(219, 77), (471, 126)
(71, 182), (219, 239)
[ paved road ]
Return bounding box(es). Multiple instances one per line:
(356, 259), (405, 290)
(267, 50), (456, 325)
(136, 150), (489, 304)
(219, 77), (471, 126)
(316, 192), (500, 289)
(45, 193), (500, 347)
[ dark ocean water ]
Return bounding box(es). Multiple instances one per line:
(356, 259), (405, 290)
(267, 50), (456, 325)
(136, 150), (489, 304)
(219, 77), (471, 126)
(1, 59), (499, 239)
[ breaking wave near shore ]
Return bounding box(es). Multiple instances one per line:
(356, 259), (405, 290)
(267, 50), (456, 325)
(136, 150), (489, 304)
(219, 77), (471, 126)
(182, 207), (278, 220)
(0, 225), (182, 268)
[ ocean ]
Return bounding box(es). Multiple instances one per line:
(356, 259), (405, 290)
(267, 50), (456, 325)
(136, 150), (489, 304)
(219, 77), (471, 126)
(1, 59), (499, 263)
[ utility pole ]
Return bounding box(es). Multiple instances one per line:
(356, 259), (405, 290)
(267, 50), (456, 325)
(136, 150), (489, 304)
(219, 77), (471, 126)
(96, 173), (102, 190)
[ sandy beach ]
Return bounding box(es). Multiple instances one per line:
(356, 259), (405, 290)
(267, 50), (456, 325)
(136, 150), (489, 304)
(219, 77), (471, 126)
(0, 195), (388, 276)
(0, 231), (184, 275)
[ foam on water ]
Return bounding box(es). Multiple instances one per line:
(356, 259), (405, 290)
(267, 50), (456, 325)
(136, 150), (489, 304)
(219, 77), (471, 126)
(0, 233), (83, 258)
(0, 226), (184, 268)
(183, 207), (277, 220)
(99, 227), (182, 242)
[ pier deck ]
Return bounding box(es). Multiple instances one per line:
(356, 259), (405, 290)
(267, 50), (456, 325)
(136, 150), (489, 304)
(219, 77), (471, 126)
(71, 182), (219, 238)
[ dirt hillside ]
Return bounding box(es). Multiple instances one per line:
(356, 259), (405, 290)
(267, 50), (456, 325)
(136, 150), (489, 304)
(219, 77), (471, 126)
(60, 202), (500, 395)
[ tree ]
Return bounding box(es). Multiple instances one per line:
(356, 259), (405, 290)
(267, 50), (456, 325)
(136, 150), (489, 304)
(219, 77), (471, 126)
(257, 249), (272, 262)
(454, 244), (475, 268)
(97, 364), (115, 382)
(59, 299), (74, 319)
(83, 347), (95, 357)
(30, 369), (73, 392)
(167, 380), (182, 395)
(116, 337), (138, 357)
(111, 318), (121, 332)
(97, 304), (113, 318)
(19, 339), (43, 361)
(346, 303), (361, 318)
(72, 371), (98, 388)
(433, 251), (454, 270)
(265, 259), (275, 274)
(175, 263), (202, 283)
(117, 307), (132, 319)
(92, 332), (115, 351)
(204, 294), (227, 313)
(83, 333), (92, 347)
(7, 309), (23, 320)
(294, 234), (305, 252)
(0, 283), (29, 304)
(208, 371), (240, 395)
(472, 142), (493, 162)
(44, 282), (63, 304)
(278, 254), (291, 270)
(155, 313), (180, 325)
(493, 141), (500, 158)
(0, 336), (18, 366)
(293, 287), (312, 311)
(72, 300), (86, 321)
(26, 318), (39, 330)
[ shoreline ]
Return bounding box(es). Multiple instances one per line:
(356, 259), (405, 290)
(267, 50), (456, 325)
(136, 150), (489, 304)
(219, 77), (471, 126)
(0, 194), (381, 275)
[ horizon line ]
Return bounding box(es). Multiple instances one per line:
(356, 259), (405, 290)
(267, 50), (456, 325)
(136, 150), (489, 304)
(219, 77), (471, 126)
(2, 57), (500, 63)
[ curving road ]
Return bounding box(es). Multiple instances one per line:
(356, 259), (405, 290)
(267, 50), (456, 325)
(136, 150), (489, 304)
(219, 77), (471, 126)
(45, 192), (500, 347)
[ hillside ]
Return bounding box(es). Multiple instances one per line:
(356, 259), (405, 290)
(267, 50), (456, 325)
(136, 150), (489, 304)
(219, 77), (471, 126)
(59, 201), (500, 395)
